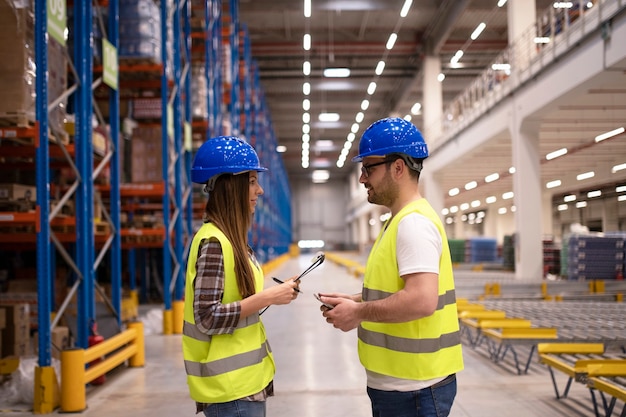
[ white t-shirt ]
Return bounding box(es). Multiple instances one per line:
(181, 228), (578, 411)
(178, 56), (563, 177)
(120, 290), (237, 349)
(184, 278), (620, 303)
(366, 212), (446, 391)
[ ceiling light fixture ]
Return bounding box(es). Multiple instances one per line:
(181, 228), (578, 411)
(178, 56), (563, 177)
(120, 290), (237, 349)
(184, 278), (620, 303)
(410, 102), (421, 114)
(612, 163), (626, 173)
(375, 61), (385, 75)
(318, 112), (340, 122)
(546, 180), (561, 189)
(386, 33), (398, 50)
(303, 34), (311, 50)
(587, 190), (602, 198)
(485, 173), (499, 183)
(471, 22), (486, 40)
(303, 61), (310, 75)
(595, 126), (624, 142)
(448, 188), (460, 196)
(304, 0), (311, 17)
(400, 0), (412, 17)
(546, 147), (568, 160)
(497, 0), (507, 7)
(576, 171), (595, 181)
(323, 68), (350, 77)
(367, 82), (377, 95)
(564, 194), (576, 202)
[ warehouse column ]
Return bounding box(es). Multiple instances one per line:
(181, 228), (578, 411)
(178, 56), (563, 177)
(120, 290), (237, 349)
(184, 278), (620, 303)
(422, 169), (444, 220)
(510, 114), (543, 280)
(506, 0), (537, 83)
(602, 199), (620, 232)
(422, 55), (443, 142)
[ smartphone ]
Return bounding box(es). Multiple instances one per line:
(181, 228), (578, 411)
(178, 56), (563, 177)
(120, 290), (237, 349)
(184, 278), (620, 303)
(314, 293), (335, 309)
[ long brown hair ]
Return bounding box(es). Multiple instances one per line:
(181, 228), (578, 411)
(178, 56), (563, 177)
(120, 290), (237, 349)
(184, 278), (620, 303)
(203, 172), (256, 298)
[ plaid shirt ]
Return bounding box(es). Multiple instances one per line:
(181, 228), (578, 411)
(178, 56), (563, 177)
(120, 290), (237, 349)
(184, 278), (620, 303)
(193, 237), (273, 413)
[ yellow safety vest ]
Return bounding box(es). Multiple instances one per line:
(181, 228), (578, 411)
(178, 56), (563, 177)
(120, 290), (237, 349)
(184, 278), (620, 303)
(182, 223), (275, 403)
(358, 199), (464, 381)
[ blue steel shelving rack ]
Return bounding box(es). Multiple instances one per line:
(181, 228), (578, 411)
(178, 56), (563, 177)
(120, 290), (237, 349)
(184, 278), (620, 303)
(32, 0), (122, 412)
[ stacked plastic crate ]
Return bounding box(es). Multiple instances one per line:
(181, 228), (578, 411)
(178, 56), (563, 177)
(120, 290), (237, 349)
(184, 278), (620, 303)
(465, 237), (498, 263)
(567, 234), (625, 280)
(119, 0), (161, 62)
(447, 239), (466, 264)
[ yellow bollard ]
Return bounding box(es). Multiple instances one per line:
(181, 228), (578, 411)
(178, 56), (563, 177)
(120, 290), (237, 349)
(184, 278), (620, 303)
(34, 366), (59, 414)
(594, 280), (605, 293)
(172, 301), (184, 334)
(128, 322), (145, 367)
(60, 349), (86, 412)
(616, 293), (623, 302)
(163, 308), (173, 335)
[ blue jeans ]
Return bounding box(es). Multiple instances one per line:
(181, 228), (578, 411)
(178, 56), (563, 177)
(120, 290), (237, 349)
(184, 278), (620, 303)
(367, 374), (457, 417)
(202, 400), (266, 417)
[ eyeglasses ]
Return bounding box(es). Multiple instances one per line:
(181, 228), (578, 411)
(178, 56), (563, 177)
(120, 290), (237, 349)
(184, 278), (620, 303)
(361, 160), (391, 178)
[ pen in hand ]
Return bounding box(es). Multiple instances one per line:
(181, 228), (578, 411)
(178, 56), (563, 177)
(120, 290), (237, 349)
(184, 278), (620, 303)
(272, 277), (302, 293)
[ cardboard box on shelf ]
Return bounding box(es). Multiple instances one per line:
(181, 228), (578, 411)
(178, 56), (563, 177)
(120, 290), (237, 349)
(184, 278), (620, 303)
(0, 303), (30, 357)
(0, 183), (37, 201)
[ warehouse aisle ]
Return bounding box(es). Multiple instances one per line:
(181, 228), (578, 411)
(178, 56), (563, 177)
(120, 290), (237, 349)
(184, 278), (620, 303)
(2, 253), (599, 416)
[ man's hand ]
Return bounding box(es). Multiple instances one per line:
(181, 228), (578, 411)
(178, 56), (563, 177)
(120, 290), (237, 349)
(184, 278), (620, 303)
(320, 296), (362, 332)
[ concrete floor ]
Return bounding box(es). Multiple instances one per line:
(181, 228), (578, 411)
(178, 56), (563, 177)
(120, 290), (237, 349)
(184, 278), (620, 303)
(0, 253), (615, 416)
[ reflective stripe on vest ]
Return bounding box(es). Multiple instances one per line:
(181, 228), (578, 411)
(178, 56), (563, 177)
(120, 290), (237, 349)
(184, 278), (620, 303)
(183, 314), (260, 342)
(185, 340), (272, 377)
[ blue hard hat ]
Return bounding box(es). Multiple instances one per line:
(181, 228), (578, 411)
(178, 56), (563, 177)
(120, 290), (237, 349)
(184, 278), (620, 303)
(352, 117), (429, 162)
(191, 136), (267, 184)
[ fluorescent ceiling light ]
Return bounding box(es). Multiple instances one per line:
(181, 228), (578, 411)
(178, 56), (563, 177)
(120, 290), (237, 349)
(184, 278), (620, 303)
(576, 171), (595, 181)
(595, 127), (624, 142)
(492, 63), (511, 71)
(497, 0), (507, 7)
(437, 73), (446, 82)
(564, 194), (576, 202)
(318, 112), (340, 122)
(304, 0), (311, 17)
(448, 188), (460, 197)
(302, 124), (310, 134)
(449, 206), (458, 213)
(303, 82), (310, 95)
(302, 99), (310, 110)
(303, 61), (310, 75)
(554, 2), (574, 8)
(276, 145), (286, 153)
(502, 191), (514, 200)
(403, 115), (412, 121)
(302, 112), (310, 123)
(441, 208), (449, 215)
(302, 133), (309, 142)
(546, 180), (561, 189)
(587, 190), (602, 198)
(498, 207), (507, 214)
(347, 133), (356, 142)
(460, 203), (469, 211)
(509, 167), (516, 174)
(323, 68), (350, 77)
(351, 123), (359, 133)
(361, 100), (370, 111)
(471, 200), (480, 208)
(400, 0), (412, 17)
(619, 195), (626, 202)
(465, 181), (477, 190)
(312, 170), (330, 182)
(386, 33), (397, 50)
(485, 173), (499, 183)
(315, 140), (334, 149)
(534, 37), (551, 44)
(557, 204), (568, 211)
(367, 82), (377, 95)
(485, 196), (497, 204)
(411, 103), (421, 115)
(616, 185), (626, 193)
(612, 163), (626, 173)
(355, 112), (364, 123)
(450, 50), (463, 65)
(375, 61), (385, 75)
(546, 147), (568, 160)
(303, 34), (311, 50)
(575, 201), (587, 208)
(471, 23), (486, 40)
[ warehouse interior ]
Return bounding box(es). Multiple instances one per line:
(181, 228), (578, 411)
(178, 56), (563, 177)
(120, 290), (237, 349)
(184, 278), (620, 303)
(0, 0), (625, 415)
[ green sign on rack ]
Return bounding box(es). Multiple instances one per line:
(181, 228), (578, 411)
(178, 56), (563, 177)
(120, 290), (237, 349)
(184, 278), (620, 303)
(47, 0), (66, 46)
(103, 39), (118, 90)
(184, 122), (192, 151)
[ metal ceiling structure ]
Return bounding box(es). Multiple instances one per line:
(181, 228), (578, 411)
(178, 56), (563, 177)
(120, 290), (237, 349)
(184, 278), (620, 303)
(239, 0), (626, 211)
